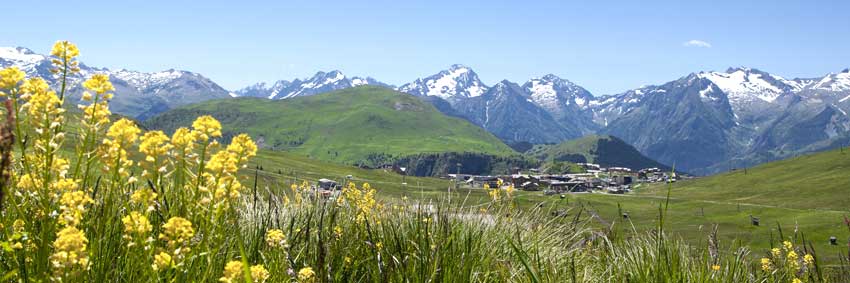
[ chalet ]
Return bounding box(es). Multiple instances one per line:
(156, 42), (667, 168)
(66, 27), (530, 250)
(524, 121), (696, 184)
(517, 181), (542, 191)
(545, 180), (571, 192)
(467, 176), (501, 188)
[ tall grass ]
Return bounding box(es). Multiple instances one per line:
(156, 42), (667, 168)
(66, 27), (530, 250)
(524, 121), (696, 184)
(0, 41), (848, 282)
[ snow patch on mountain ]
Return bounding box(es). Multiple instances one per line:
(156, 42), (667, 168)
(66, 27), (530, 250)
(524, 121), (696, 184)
(813, 70), (850, 92)
(112, 69), (184, 90)
(0, 47), (45, 64)
(525, 79), (558, 109)
(398, 64), (487, 100)
(697, 68), (784, 103)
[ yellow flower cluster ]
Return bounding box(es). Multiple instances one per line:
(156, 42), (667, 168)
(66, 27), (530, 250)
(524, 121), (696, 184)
(286, 180), (310, 205)
(192, 115), (222, 142)
(485, 183), (500, 201)
(760, 257), (772, 271)
(171, 127), (196, 152)
(338, 182), (379, 224)
(58, 190), (93, 226)
(99, 118), (141, 178)
(200, 127), (257, 208)
(79, 74), (114, 129)
(152, 252), (173, 271)
(219, 261), (269, 283)
(265, 229), (287, 248)
(50, 40), (80, 65)
(298, 267), (315, 282)
(152, 217), (195, 271)
(139, 131), (173, 178)
(49, 226), (90, 276)
(122, 212), (153, 244)
(21, 77), (64, 146)
(762, 240), (815, 277)
(130, 188), (158, 212)
(51, 177), (78, 192)
(159, 217), (195, 249)
(0, 66), (25, 91)
(82, 74), (114, 96)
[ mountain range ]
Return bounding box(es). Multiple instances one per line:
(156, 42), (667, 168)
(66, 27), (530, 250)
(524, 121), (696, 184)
(0, 47), (232, 120)
(3, 45), (849, 175)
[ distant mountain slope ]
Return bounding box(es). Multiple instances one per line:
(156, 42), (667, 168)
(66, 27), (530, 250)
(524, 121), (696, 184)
(234, 70), (391, 99)
(0, 47), (231, 120)
(143, 86), (516, 166)
(641, 147), (850, 211)
(527, 135), (671, 171)
(452, 81), (578, 143)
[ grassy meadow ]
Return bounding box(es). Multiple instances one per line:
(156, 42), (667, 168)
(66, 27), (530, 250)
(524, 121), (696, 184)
(1, 41), (849, 283)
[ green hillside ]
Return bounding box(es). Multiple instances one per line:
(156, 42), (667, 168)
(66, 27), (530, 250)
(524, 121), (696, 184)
(143, 86), (516, 166)
(527, 134), (671, 170)
(640, 147), (850, 211)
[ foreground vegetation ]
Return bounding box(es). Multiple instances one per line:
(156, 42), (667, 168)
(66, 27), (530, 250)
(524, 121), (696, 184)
(0, 41), (848, 282)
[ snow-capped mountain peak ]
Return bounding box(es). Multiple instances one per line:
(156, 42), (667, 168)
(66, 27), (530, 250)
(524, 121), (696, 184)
(112, 68), (186, 90)
(0, 47), (46, 64)
(236, 70), (390, 100)
(812, 69), (850, 92)
(397, 64), (487, 100)
(696, 67), (789, 104)
(522, 74), (594, 111)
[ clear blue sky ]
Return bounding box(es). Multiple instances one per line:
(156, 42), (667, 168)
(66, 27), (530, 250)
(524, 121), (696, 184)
(3, 0), (849, 95)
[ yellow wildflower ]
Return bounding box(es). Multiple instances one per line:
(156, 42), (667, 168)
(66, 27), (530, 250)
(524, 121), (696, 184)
(159, 217), (194, 251)
(105, 118), (141, 146)
(152, 252), (173, 271)
(12, 219), (25, 233)
(82, 74), (114, 95)
(771, 248), (781, 257)
(140, 131), (172, 178)
(761, 257), (772, 271)
(58, 190), (93, 226)
(711, 264), (720, 271)
(488, 187), (501, 201)
(50, 40), (80, 62)
(17, 173), (38, 192)
(334, 226), (343, 238)
(23, 81), (63, 119)
(226, 134), (258, 164)
(786, 250), (798, 261)
(297, 267), (315, 282)
(250, 265), (270, 283)
(207, 150), (239, 176)
(122, 212), (152, 239)
(803, 253), (814, 265)
(100, 118), (141, 177)
(0, 66), (25, 90)
(130, 188), (158, 212)
(219, 261), (269, 283)
(783, 241), (793, 250)
(140, 131), (173, 161)
(21, 77), (49, 95)
(51, 178), (78, 192)
(792, 278), (802, 283)
(81, 100), (111, 127)
(171, 127), (196, 151)
(49, 226), (90, 274)
(219, 261), (243, 283)
(192, 115), (222, 142)
(265, 229), (286, 248)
